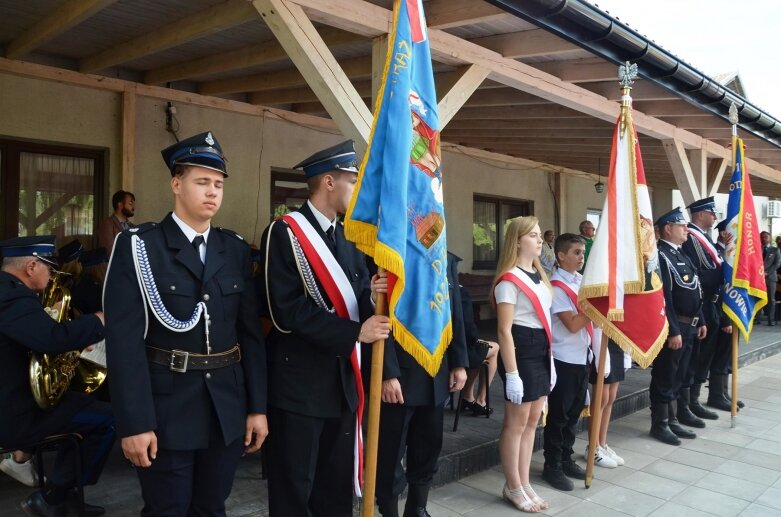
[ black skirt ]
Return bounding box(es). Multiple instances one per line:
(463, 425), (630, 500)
(589, 339), (626, 385)
(498, 325), (550, 402)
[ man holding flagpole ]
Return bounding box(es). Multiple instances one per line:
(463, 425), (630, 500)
(259, 140), (390, 517)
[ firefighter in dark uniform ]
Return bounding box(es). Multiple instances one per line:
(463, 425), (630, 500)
(649, 208), (707, 445)
(679, 197), (722, 425)
(258, 141), (390, 517)
(375, 252), (468, 517)
(0, 236), (114, 516)
(103, 132), (268, 516)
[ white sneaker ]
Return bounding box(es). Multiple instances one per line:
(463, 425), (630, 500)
(603, 444), (625, 466)
(0, 456), (38, 487)
(585, 445), (618, 469)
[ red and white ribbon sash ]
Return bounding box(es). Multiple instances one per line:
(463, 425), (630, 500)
(497, 269), (552, 347)
(281, 212), (365, 497)
(688, 226), (723, 266)
(550, 279), (594, 346)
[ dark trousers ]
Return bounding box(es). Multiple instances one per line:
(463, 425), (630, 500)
(266, 406), (355, 517)
(764, 279), (777, 323)
(376, 403), (444, 504)
(28, 395), (115, 489)
(710, 328), (733, 376)
(543, 360), (588, 467)
(650, 324), (697, 403)
(136, 426), (244, 516)
(691, 316), (719, 385)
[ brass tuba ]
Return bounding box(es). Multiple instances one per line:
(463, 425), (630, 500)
(29, 270), (107, 409)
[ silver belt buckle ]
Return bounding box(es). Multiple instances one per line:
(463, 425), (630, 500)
(170, 349), (189, 372)
(690, 316), (699, 327)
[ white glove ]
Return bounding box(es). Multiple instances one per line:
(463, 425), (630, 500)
(549, 355), (558, 391)
(505, 371), (524, 404)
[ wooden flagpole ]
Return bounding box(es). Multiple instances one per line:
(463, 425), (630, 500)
(585, 333), (608, 488)
(728, 104), (739, 429)
(361, 288), (386, 517)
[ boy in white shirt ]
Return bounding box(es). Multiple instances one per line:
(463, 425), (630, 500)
(542, 234), (593, 491)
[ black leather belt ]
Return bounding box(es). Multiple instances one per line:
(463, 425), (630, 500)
(676, 315), (700, 327)
(146, 345), (241, 373)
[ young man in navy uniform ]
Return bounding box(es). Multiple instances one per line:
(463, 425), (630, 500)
(649, 208), (707, 445)
(104, 132), (268, 516)
(680, 197), (723, 424)
(259, 140), (390, 517)
(375, 251), (467, 517)
(0, 236), (114, 516)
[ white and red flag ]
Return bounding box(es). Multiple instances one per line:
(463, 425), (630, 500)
(578, 89), (668, 368)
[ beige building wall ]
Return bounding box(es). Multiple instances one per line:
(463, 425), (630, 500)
(1, 72), (608, 268)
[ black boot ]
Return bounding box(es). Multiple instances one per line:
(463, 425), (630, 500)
(21, 490), (68, 517)
(706, 374), (733, 412)
(649, 403), (680, 446)
(562, 459), (586, 480)
(668, 402), (697, 439)
(403, 485), (431, 517)
(724, 374), (745, 409)
(689, 383), (718, 420)
(677, 388), (706, 428)
(542, 464), (574, 491)
(378, 496), (400, 517)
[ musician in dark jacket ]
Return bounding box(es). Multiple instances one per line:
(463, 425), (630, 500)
(0, 236), (113, 516)
(375, 252), (468, 517)
(104, 132), (268, 516)
(258, 141), (390, 517)
(649, 208), (707, 446)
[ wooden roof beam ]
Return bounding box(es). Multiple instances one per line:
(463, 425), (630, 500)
(663, 138), (701, 205)
(470, 29), (579, 59)
(80, 0), (256, 72)
(250, 80), (371, 105)
(144, 27), (364, 85)
(6, 0), (118, 60)
(437, 65), (490, 128)
(425, 0), (508, 29)
(707, 157), (729, 196)
(528, 58), (617, 83)
(252, 0), (372, 152)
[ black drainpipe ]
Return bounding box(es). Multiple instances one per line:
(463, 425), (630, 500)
(485, 0), (781, 148)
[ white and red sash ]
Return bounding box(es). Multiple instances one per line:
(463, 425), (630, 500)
(280, 212), (366, 497)
(688, 226), (723, 266)
(550, 279), (594, 346)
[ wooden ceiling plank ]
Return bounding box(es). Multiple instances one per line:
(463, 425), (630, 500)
(80, 0), (257, 72)
(6, 0), (119, 59)
(470, 29), (579, 58)
(425, 0), (507, 29)
(252, 0), (372, 151)
(528, 58), (617, 83)
(663, 138), (701, 205)
(144, 27), (364, 85)
(438, 65), (490, 128)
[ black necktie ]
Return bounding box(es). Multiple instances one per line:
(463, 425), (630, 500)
(192, 235), (204, 261)
(326, 226), (336, 245)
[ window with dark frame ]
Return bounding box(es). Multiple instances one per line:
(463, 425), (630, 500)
(270, 168), (308, 222)
(0, 139), (105, 246)
(472, 195), (533, 270)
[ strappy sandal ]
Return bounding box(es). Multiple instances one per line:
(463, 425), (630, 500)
(460, 400), (476, 412)
(502, 483), (539, 513)
(522, 485), (549, 510)
(471, 402), (494, 417)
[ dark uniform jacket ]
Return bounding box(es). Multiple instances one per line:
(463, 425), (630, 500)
(104, 213), (267, 450)
(0, 271), (104, 445)
(658, 240), (705, 337)
(682, 224), (723, 326)
(381, 252), (469, 407)
(258, 203), (373, 418)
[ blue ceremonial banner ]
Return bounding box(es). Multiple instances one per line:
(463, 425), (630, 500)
(721, 138), (767, 341)
(345, 0), (451, 376)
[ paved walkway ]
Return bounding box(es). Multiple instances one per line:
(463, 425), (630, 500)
(421, 352), (781, 516)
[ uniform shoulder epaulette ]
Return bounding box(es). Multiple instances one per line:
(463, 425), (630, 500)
(126, 222), (157, 235)
(215, 227), (248, 244)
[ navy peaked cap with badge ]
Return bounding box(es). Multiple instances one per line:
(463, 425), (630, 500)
(0, 235), (58, 267)
(161, 131), (228, 177)
(58, 239), (84, 264)
(294, 140), (358, 178)
(655, 207), (687, 227)
(687, 196), (717, 214)
(80, 247), (109, 267)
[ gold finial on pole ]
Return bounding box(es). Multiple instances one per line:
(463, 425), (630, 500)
(618, 61), (638, 136)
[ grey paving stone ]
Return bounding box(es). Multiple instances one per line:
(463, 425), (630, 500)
(428, 482), (498, 514)
(556, 500), (634, 517)
(714, 459), (781, 486)
(614, 470), (687, 500)
(756, 487), (781, 512)
(695, 472), (769, 502)
(585, 484), (665, 516)
(642, 459), (709, 484)
(648, 501), (719, 517)
(737, 503), (781, 517)
(672, 486), (751, 517)
(679, 436), (742, 459)
(664, 447), (728, 471)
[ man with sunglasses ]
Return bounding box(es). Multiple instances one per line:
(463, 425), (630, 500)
(0, 235), (114, 516)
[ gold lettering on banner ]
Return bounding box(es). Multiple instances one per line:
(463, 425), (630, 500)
(428, 248), (449, 314)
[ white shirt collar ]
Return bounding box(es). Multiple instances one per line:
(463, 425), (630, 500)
(660, 239), (679, 250)
(171, 211), (210, 244)
(307, 200), (336, 234)
(555, 268), (581, 285)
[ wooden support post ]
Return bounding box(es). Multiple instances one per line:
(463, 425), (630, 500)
(371, 34), (388, 110)
(121, 87), (136, 192)
(687, 148), (707, 199)
(662, 138), (700, 206)
(707, 157), (729, 196)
